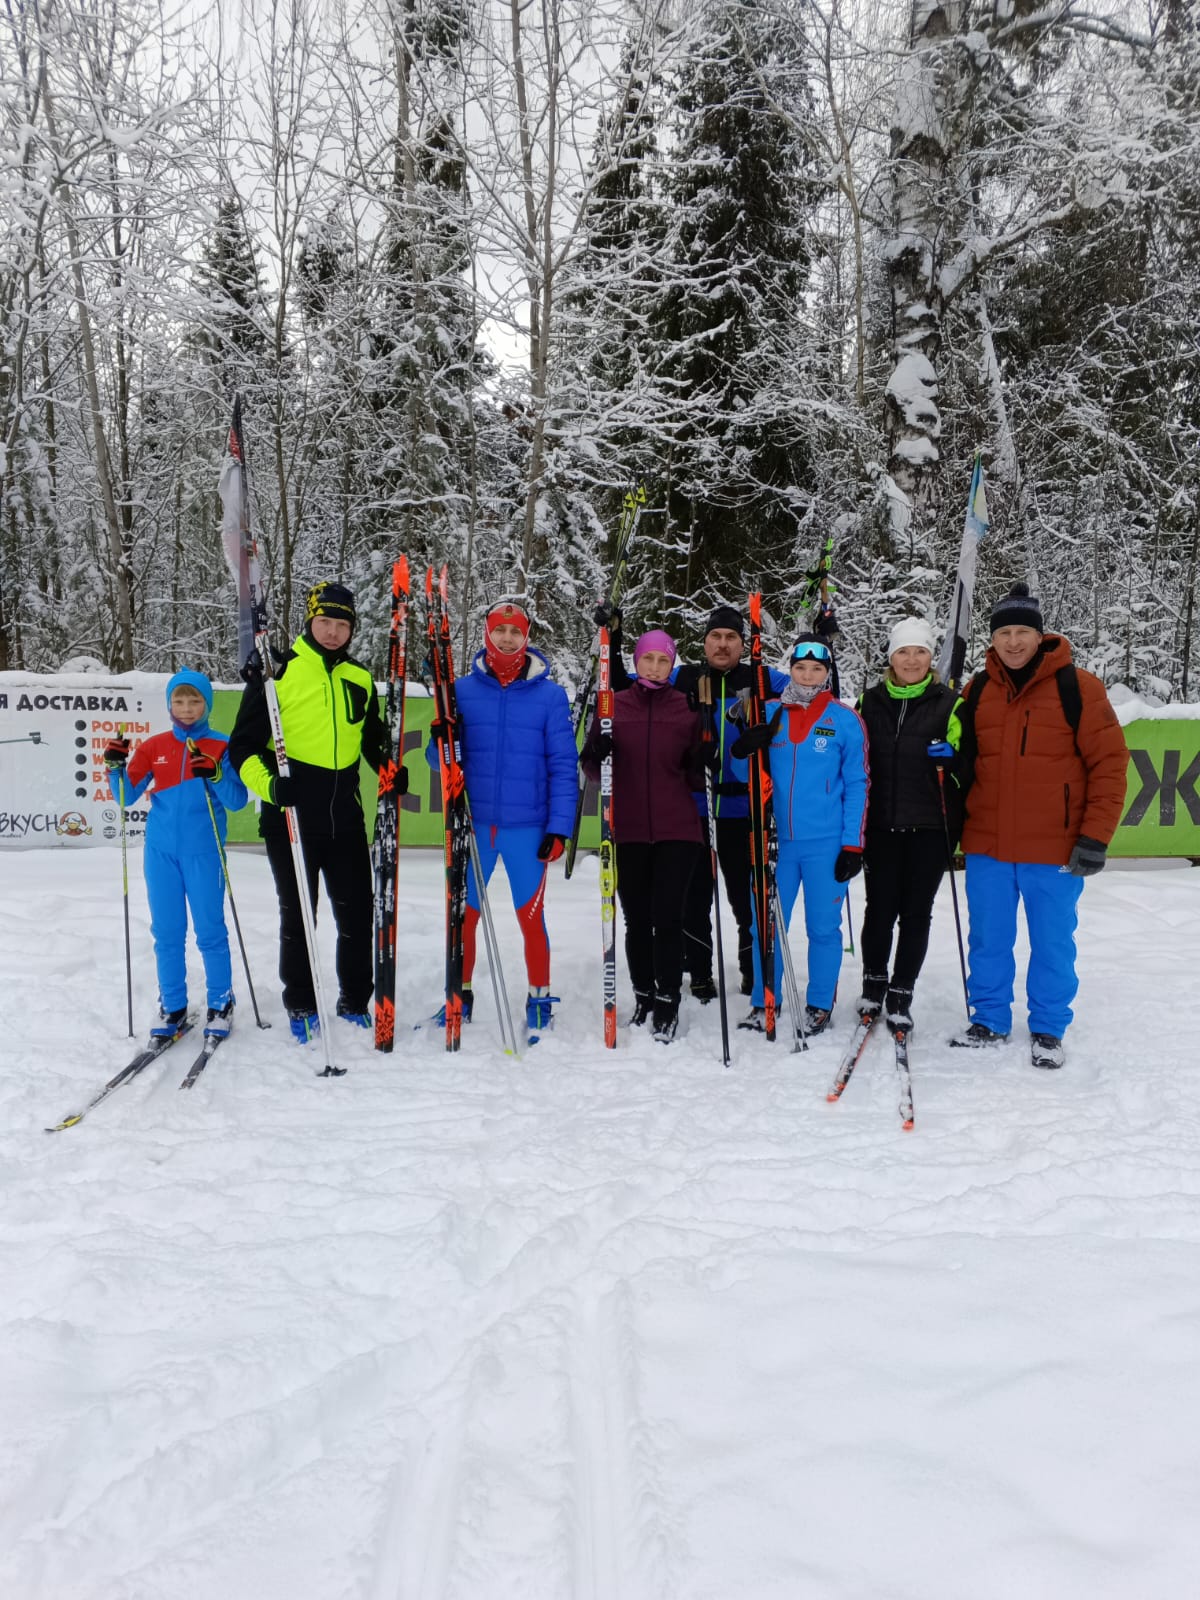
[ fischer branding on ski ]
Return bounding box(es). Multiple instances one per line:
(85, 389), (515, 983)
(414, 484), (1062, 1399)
(565, 486), (646, 878)
(598, 626), (617, 1048)
(46, 1023), (193, 1131)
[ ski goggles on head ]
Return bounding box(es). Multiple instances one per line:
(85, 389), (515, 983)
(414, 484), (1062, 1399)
(790, 641), (832, 663)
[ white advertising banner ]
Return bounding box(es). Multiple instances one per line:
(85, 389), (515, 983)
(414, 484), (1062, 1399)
(0, 673), (175, 848)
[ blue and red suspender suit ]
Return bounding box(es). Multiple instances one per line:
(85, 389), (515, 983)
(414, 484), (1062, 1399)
(426, 647), (577, 987)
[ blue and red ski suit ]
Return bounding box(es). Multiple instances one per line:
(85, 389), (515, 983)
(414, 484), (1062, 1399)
(110, 670), (247, 1012)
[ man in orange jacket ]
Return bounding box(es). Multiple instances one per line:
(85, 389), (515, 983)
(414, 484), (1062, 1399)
(952, 583), (1128, 1067)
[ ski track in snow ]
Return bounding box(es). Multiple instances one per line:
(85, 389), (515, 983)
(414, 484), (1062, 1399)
(2, 848), (1200, 1599)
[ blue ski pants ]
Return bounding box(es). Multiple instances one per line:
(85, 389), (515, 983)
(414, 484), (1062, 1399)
(144, 842), (232, 1012)
(751, 838), (845, 1011)
(964, 853), (1085, 1038)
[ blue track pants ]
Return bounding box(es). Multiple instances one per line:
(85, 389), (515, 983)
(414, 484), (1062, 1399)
(751, 838), (845, 1010)
(964, 853), (1085, 1038)
(144, 843), (232, 1012)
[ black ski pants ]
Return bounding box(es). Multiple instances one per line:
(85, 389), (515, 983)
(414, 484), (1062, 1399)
(264, 823), (374, 1013)
(860, 828), (948, 993)
(616, 840), (698, 1003)
(682, 816), (754, 989)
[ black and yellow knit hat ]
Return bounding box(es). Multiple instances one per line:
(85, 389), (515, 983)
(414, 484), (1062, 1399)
(305, 580), (357, 629)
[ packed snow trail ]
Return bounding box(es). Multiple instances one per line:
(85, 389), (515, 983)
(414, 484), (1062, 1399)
(3, 849), (1199, 1599)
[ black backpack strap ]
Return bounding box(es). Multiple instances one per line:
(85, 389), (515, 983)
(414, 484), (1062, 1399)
(1055, 664), (1082, 756)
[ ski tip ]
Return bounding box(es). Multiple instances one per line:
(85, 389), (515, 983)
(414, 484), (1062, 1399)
(902, 1118), (914, 1132)
(46, 1117), (81, 1133)
(825, 1091), (840, 1103)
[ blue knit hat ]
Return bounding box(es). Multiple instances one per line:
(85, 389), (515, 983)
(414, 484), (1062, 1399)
(989, 583), (1044, 635)
(166, 668), (214, 714)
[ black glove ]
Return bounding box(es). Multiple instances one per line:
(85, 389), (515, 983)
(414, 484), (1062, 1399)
(1067, 835), (1107, 877)
(591, 732), (613, 762)
(593, 603), (622, 633)
(188, 747), (221, 782)
(103, 736), (131, 771)
(429, 718), (451, 749)
(270, 773), (300, 808)
(395, 764), (409, 796)
(834, 847), (864, 883)
(240, 650), (264, 686)
(537, 833), (567, 862)
(730, 706), (783, 759)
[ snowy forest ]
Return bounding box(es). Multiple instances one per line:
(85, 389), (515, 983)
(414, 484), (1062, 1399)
(3, 0), (1199, 696)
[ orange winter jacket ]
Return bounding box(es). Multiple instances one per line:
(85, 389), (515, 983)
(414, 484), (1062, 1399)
(960, 635), (1128, 866)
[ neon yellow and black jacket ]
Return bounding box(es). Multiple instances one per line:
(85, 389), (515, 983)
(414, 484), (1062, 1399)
(229, 633), (389, 839)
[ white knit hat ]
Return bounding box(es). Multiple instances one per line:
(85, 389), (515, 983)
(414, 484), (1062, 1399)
(888, 617), (936, 658)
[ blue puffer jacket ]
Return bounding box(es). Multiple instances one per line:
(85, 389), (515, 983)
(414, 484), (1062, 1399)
(110, 670), (247, 856)
(425, 647), (578, 833)
(737, 690), (869, 847)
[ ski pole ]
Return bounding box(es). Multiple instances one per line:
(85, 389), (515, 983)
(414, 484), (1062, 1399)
(842, 880), (856, 954)
(116, 722), (134, 1037)
(698, 677), (731, 1067)
(188, 740), (269, 1030)
(773, 888), (808, 1053)
(464, 801), (521, 1059)
(936, 765), (971, 1021)
(0, 732), (43, 745)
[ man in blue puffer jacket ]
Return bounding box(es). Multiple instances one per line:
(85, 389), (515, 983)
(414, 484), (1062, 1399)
(426, 601), (577, 1034)
(731, 635), (869, 1035)
(104, 670), (247, 1038)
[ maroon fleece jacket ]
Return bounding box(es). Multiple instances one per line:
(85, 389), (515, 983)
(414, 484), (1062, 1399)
(581, 681), (705, 844)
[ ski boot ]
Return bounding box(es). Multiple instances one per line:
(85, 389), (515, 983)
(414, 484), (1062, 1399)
(738, 1006), (766, 1033)
(856, 972), (887, 1020)
(525, 988), (559, 1041)
(204, 996), (235, 1039)
(804, 1006), (833, 1037)
(288, 1008), (320, 1044)
(950, 1021), (1009, 1048)
(433, 987), (473, 1028)
(629, 992), (653, 1027)
(885, 987), (914, 1036)
(151, 1004), (189, 1039)
(336, 997), (372, 1029)
(1030, 1032), (1065, 1069)
(652, 994), (680, 1044)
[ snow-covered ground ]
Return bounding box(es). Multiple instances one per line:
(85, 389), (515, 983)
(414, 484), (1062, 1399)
(3, 847), (1199, 1600)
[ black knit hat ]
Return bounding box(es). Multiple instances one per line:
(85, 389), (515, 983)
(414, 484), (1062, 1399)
(705, 604), (745, 639)
(305, 580), (357, 629)
(989, 582), (1043, 635)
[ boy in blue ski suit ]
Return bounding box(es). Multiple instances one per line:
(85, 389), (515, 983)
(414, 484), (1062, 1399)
(732, 635), (869, 1033)
(105, 670), (247, 1037)
(426, 601), (577, 1033)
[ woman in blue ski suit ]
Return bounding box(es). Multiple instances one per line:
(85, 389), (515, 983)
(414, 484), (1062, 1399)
(731, 635), (869, 1034)
(426, 601), (577, 1033)
(105, 670), (247, 1037)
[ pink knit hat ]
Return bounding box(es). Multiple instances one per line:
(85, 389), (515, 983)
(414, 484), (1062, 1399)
(633, 628), (677, 666)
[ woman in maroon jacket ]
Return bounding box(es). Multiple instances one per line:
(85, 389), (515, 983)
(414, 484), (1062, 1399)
(581, 629), (706, 1043)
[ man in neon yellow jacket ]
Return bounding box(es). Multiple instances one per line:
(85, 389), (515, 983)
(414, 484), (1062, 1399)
(230, 581), (395, 1042)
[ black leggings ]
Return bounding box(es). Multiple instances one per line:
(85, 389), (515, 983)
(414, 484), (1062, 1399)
(264, 824), (374, 1012)
(860, 829), (948, 992)
(682, 816), (754, 987)
(616, 840), (699, 1002)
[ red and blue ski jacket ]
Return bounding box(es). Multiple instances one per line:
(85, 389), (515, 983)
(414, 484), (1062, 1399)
(738, 690), (870, 849)
(425, 647), (578, 834)
(109, 670), (247, 856)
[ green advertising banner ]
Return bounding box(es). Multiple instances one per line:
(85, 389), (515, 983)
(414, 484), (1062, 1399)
(1111, 718), (1200, 858)
(210, 689), (603, 850)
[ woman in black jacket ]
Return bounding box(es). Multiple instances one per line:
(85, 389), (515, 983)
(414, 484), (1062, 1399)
(856, 618), (961, 1033)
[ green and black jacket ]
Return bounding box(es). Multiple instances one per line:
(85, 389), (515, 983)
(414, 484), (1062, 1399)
(229, 634), (389, 839)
